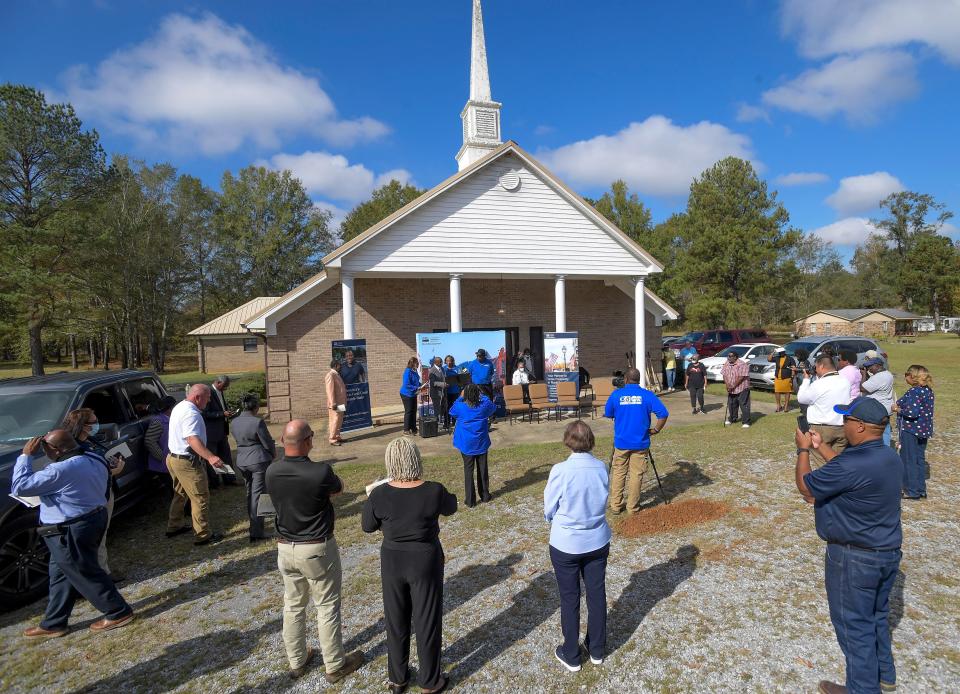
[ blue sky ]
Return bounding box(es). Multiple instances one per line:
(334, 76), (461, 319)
(2, 0), (958, 258)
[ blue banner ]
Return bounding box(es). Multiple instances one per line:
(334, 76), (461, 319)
(332, 339), (372, 432)
(544, 332), (579, 401)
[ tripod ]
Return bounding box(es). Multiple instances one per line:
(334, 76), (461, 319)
(607, 444), (669, 506)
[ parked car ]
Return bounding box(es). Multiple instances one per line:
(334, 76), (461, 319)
(747, 336), (887, 390)
(672, 328), (771, 358)
(701, 343), (780, 382)
(0, 370), (169, 609)
(661, 336), (683, 349)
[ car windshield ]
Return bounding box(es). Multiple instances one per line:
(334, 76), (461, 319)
(0, 390), (73, 443)
(716, 346), (749, 358)
(680, 331), (704, 342)
(783, 341), (820, 357)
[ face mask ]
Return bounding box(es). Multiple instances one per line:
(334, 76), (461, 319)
(87, 421), (101, 437)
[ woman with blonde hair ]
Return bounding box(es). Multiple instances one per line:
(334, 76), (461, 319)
(893, 365), (934, 500)
(362, 437), (457, 694)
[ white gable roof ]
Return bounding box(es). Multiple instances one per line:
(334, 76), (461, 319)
(246, 141), (675, 334)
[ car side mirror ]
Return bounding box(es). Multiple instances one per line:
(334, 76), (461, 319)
(99, 423), (120, 441)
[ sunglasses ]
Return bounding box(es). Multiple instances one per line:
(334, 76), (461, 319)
(842, 415), (864, 424)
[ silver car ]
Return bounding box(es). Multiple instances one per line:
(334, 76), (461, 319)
(747, 336), (886, 389)
(701, 343), (780, 382)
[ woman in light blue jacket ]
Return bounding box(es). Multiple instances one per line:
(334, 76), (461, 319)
(544, 420), (611, 673)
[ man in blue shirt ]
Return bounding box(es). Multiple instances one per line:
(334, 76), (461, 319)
(795, 397), (902, 694)
(604, 368), (669, 514)
(463, 348), (495, 398)
(12, 430), (134, 638)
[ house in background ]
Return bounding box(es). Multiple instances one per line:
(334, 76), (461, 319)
(794, 308), (923, 339)
(188, 296), (278, 373)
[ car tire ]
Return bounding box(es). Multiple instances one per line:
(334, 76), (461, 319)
(0, 512), (49, 610)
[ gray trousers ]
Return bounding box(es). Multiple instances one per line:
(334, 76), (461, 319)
(240, 465), (269, 539)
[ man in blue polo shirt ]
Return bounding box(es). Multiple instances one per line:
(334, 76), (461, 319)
(463, 348), (495, 398)
(604, 367), (669, 514)
(794, 397), (902, 694)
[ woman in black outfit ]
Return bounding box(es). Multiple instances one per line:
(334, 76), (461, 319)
(685, 354), (707, 414)
(362, 437), (457, 694)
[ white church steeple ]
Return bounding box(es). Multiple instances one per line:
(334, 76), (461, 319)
(456, 0), (502, 171)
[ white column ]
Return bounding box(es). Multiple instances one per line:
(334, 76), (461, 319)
(554, 274), (566, 333)
(449, 274), (462, 332)
(634, 276), (646, 388)
(341, 272), (355, 340)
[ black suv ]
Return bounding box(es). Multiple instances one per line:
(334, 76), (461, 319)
(0, 370), (169, 609)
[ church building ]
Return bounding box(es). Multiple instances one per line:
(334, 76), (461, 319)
(241, 0), (677, 422)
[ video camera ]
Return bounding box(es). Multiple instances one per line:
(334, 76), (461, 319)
(612, 370), (626, 389)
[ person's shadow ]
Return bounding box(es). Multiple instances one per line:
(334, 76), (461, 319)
(638, 460), (713, 507)
(70, 618), (280, 693)
(607, 544), (700, 653)
(493, 463), (553, 500)
(443, 571), (559, 683)
(343, 552), (524, 656)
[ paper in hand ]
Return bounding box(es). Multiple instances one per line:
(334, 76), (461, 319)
(105, 441), (132, 460)
(336, 404), (346, 412)
(214, 464), (235, 476)
(9, 494), (40, 508)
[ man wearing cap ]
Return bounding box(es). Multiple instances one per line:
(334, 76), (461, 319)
(464, 349), (495, 399)
(797, 355), (851, 462)
(794, 397), (902, 694)
(860, 358), (896, 447)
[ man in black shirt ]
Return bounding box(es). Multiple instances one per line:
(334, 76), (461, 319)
(265, 419), (363, 682)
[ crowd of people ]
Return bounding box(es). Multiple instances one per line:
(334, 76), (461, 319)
(8, 341), (938, 693)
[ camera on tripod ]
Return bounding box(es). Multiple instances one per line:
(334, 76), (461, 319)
(612, 370), (626, 388)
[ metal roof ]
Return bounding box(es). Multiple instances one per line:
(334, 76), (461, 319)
(799, 308), (924, 322)
(188, 297), (279, 336)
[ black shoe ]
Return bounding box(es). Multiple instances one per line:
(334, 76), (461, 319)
(194, 532), (224, 546)
(108, 572), (126, 584)
(165, 527), (191, 538)
(480, 495), (492, 503)
(249, 536), (269, 544)
(421, 674), (449, 693)
(554, 645), (581, 672)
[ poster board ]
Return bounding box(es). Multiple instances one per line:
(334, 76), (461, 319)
(543, 332), (579, 401)
(332, 339), (373, 432)
(416, 330), (507, 415)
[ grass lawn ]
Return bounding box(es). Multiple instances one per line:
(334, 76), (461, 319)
(0, 336), (957, 692)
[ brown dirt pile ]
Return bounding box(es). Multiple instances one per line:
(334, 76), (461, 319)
(617, 499), (731, 537)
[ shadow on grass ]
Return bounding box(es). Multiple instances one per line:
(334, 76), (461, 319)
(70, 618), (280, 694)
(639, 459), (713, 508)
(607, 544), (700, 654)
(494, 463), (553, 500)
(444, 571), (558, 684)
(342, 425), (405, 443)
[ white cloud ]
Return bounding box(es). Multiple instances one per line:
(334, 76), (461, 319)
(61, 13), (388, 154)
(825, 171), (904, 215)
(781, 0), (960, 64)
(540, 115), (756, 197)
(761, 50), (919, 123)
(258, 150), (412, 203)
(810, 217), (879, 245)
(313, 201), (349, 233)
(775, 171), (829, 186)
(735, 104), (771, 124)
(534, 124), (557, 136)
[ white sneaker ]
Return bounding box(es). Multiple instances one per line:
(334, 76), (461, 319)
(724, 420), (731, 426)
(742, 423), (751, 428)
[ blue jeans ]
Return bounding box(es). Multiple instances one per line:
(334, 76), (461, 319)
(665, 368), (676, 390)
(41, 508), (131, 629)
(825, 543), (901, 693)
(550, 543), (609, 664)
(900, 430), (927, 497)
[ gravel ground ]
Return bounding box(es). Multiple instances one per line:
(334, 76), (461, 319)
(2, 350), (958, 693)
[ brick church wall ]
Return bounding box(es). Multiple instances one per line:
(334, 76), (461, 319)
(267, 277), (661, 423)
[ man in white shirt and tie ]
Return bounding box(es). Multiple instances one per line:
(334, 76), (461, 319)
(797, 354), (852, 463)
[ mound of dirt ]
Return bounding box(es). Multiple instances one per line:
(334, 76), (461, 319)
(617, 499), (730, 537)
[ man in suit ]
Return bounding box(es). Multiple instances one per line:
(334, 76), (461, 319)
(325, 359), (347, 446)
(231, 394), (276, 542)
(203, 375), (238, 486)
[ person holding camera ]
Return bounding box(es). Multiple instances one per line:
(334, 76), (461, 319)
(794, 397), (902, 694)
(797, 355), (851, 462)
(859, 358), (895, 446)
(13, 430), (134, 638)
(604, 368), (669, 515)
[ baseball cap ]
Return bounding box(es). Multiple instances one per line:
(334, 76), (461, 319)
(774, 347), (785, 353)
(862, 357), (884, 368)
(864, 349), (879, 359)
(834, 396), (890, 425)
(475, 348), (487, 358)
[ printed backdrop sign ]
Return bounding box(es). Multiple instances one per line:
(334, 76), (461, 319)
(416, 330), (507, 415)
(543, 332), (579, 401)
(332, 339), (372, 432)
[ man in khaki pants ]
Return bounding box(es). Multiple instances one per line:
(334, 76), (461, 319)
(603, 368), (670, 514)
(166, 384), (228, 545)
(325, 360), (347, 446)
(265, 419), (363, 682)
